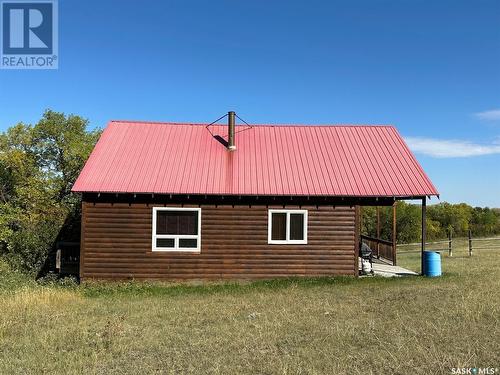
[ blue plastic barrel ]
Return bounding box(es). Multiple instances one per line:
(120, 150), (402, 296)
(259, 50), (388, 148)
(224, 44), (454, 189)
(423, 251), (441, 277)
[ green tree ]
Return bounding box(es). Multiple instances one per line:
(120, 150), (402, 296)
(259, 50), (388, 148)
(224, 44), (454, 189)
(0, 110), (100, 274)
(361, 201), (499, 243)
(395, 201), (421, 243)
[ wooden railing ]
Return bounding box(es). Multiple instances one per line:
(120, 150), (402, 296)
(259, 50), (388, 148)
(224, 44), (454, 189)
(361, 234), (395, 265)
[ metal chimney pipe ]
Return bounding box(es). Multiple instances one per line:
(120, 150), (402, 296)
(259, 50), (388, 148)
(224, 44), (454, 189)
(228, 111), (236, 151)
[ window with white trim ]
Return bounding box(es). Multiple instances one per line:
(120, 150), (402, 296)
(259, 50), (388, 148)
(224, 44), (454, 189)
(268, 209), (308, 244)
(152, 207), (201, 252)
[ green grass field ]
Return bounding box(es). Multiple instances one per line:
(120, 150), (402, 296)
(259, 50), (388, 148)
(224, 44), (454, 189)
(1, 239), (499, 374)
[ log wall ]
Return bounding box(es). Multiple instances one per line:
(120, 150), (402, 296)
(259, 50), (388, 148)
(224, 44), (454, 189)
(80, 202), (358, 280)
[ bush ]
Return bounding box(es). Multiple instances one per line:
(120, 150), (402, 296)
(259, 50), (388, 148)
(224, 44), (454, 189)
(3, 218), (64, 274)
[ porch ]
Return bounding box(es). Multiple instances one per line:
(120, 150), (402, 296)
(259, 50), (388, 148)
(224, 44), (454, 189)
(358, 257), (418, 277)
(359, 197), (429, 275)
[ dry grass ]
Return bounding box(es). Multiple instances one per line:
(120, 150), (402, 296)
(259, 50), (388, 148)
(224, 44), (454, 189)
(0, 241), (499, 374)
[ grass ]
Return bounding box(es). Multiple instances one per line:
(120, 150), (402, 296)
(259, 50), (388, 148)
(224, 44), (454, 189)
(1, 240), (499, 374)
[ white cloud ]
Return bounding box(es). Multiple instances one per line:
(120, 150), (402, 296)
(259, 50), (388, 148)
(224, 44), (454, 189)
(475, 109), (500, 121)
(404, 136), (500, 158)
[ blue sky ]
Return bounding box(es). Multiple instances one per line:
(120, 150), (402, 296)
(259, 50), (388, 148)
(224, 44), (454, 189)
(0, 0), (499, 206)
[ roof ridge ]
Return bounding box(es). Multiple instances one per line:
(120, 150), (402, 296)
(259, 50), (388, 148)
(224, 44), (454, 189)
(109, 120), (395, 128)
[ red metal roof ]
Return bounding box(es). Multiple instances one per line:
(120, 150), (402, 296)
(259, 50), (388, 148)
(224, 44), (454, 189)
(72, 121), (438, 197)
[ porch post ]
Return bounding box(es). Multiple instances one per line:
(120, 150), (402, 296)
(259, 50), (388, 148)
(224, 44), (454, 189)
(376, 206), (380, 258)
(421, 196), (427, 275)
(392, 203), (397, 266)
(355, 205), (361, 276)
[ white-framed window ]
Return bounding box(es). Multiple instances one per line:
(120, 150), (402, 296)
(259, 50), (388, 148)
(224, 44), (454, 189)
(152, 207), (201, 252)
(268, 209), (308, 244)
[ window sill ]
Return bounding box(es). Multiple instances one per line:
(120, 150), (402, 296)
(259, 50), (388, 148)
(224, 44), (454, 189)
(151, 248), (201, 253)
(268, 241), (308, 245)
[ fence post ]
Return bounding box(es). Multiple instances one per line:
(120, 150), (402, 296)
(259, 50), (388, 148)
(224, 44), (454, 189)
(56, 248), (61, 272)
(448, 230), (452, 257)
(468, 229), (472, 257)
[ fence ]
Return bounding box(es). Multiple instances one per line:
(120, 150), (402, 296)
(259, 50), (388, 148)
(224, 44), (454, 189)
(467, 230), (500, 256)
(397, 231), (500, 257)
(397, 239), (449, 254)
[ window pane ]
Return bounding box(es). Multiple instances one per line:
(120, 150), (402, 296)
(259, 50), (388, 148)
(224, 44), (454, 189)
(179, 238), (197, 248)
(290, 213), (304, 240)
(156, 211), (198, 235)
(156, 238), (175, 248)
(271, 213), (287, 241)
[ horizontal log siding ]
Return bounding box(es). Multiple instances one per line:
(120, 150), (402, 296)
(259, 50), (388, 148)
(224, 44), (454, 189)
(81, 202), (357, 280)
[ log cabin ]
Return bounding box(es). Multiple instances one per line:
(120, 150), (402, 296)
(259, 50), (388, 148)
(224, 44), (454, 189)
(72, 112), (438, 280)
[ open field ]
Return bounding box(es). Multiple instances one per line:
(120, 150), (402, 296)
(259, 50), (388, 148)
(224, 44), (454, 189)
(1, 240), (499, 374)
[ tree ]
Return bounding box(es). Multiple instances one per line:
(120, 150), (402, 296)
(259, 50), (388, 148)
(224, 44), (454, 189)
(0, 110), (101, 274)
(361, 201), (500, 243)
(395, 201), (421, 243)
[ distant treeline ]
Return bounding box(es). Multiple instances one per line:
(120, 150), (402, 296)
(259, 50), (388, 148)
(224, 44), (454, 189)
(362, 202), (500, 243)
